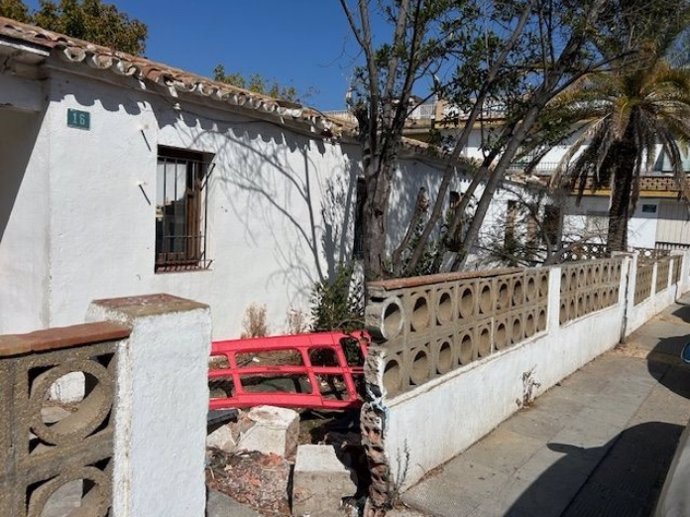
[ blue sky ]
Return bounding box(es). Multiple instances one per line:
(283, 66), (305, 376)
(25, 1), (373, 110)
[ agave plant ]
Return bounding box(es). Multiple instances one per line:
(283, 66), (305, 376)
(548, 58), (690, 251)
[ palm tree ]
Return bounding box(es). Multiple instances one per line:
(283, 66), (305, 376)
(548, 56), (690, 251)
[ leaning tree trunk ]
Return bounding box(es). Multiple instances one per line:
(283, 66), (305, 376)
(362, 157), (393, 281)
(606, 134), (637, 252)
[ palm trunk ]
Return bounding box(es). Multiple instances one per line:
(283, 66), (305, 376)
(606, 133), (636, 252)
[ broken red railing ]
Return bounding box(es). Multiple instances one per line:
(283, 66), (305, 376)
(209, 331), (369, 410)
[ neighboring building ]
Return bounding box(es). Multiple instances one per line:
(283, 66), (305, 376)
(0, 17), (526, 338)
(363, 98), (690, 251)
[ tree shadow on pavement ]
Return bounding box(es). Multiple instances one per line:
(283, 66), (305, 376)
(645, 306), (690, 399)
(504, 422), (683, 517)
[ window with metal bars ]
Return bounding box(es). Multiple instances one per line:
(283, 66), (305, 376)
(155, 147), (212, 272)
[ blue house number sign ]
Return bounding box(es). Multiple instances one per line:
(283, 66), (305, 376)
(67, 109), (90, 130)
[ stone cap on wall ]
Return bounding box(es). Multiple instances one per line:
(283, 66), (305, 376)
(368, 267), (523, 291)
(0, 321), (131, 358)
(91, 293), (208, 319)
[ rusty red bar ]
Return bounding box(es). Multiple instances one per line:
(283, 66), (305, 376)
(209, 331), (369, 410)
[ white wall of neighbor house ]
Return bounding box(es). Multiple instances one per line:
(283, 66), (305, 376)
(563, 196), (659, 248)
(0, 68), (510, 339)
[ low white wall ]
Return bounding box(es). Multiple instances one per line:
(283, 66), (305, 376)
(385, 254), (689, 490)
(86, 294), (211, 517)
(625, 251), (690, 336)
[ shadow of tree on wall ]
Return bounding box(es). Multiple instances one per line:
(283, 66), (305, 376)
(48, 83), (434, 323)
(505, 422), (683, 517)
(151, 101), (425, 306)
(151, 102), (364, 311)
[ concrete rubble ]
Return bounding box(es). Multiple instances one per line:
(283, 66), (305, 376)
(205, 488), (261, 517)
(206, 449), (291, 517)
(206, 423), (237, 453)
(236, 405), (300, 459)
(292, 444), (357, 517)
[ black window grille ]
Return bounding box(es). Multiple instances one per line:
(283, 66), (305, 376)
(155, 147), (212, 272)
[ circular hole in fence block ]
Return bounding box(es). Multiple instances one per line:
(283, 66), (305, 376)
(383, 359), (402, 397)
(38, 478), (85, 516)
(577, 267), (586, 287)
(478, 284), (492, 314)
(586, 266), (594, 284)
(577, 296), (584, 316)
(594, 265), (601, 282)
(495, 321), (508, 350)
(512, 315), (523, 343)
(537, 308), (547, 331)
(526, 277), (537, 302)
(539, 273), (549, 297)
(29, 467), (109, 517)
(411, 296), (430, 331)
(593, 291), (600, 309)
(436, 340), (453, 374)
(497, 281), (510, 310)
(525, 313), (536, 336)
(602, 264), (610, 280)
(459, 286), (476, 319)
(584, 293), (592, 312)
(30, 360), (113, 446)
(560, 301), (567, 325)
(382, 298), (404, 340)
(437, 291), (453, 325)
(512, 279), (524, 306)
(570, 270), (577, 289)
(458, 332), (474, 365)
(560, 272), (568, 291)
(478, 327), (491, 357)
(410, 349), (430, 385)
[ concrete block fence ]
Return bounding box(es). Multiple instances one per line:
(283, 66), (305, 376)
(360, 251), (690, 507)
(0, 294), (211, 517)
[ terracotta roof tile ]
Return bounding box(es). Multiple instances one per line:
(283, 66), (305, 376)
(0, 16), (342, 135)
(0, 16), (455, 160)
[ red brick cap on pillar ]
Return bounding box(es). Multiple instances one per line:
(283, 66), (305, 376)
(0, 322), (131, 358)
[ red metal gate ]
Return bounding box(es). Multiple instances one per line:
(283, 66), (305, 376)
(209, 331), (369, 410)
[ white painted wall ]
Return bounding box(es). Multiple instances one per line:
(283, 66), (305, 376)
(0, 68), (514, 339)
(87, 296), (211, 517)
(0, 105), (51, 334)
(384, 254), (689, 490)
(625, 251), (690, 335)
(563, 196), (659, 248)
(1, 69), (364, 338)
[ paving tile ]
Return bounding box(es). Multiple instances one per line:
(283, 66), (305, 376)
(473, 445), (595, 517)
(459, 428), (544, 474)
(501, 411), (566, 442)
(402, 460), (507, 517)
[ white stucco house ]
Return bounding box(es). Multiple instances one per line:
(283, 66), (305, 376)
(0, 17), (529, 338)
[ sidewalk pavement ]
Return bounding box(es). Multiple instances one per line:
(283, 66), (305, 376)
(396, 296), (690, 517)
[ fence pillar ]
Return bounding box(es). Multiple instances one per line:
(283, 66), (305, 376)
(87, 294), (211, 517)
